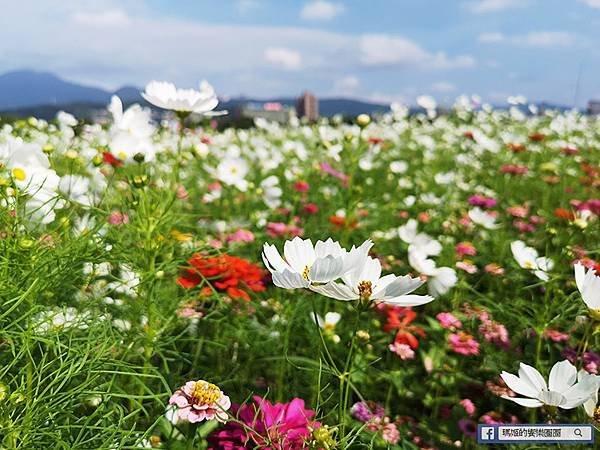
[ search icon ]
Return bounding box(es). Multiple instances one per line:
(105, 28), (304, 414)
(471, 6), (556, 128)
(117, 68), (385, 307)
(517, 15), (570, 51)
(574, 428), (583, 437)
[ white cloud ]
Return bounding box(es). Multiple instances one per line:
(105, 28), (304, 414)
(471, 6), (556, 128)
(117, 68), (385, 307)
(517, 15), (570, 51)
(478, 30), (577, 48)
(359, 34), (475, 69)
(71, 9), (131, 27)
(521, 31), (575, 47)
(580, 0), (600, 9)
(236, 0), (261, 13)
(431, 81), (456, 93)
(300, 1), (344, 20)
(263, 47), (302, 70)
(332, 75), (360, 95)
(477, 32), (505, 43)
(465, 0), (522, 13)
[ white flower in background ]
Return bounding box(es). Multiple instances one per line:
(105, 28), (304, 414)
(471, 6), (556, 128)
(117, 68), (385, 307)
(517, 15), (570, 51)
(259, 175), (282, 209)
(311, 256), (434, 306)
(34, 307), (91, 333)
(312, 311), (341, 343)
(511, 241), (553, 281)
(417, 95), (437, 118)
(214, 157), (249, 191)
(500, 360), (598, 409)
(574, 262), (600, 313)
(468, 207), (499, 229)
(390, 161), (408, 174)
(408, 250), (457, 297)
(108, 96), (156, 162)
(262, 238), (372, 289)
(583, 372), (600, 417)
(108, 265), (140, 298)
(312, 311), (341, 331)
(398, 219), (442, 257)
(59, 175), (96, 206)
(142, 80), (226, 115)
(56, 111), (78, 127)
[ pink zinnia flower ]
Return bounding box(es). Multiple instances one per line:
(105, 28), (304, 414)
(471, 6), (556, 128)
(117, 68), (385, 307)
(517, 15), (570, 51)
(381, 419), (400, 444)
(436, 312), (462, 331)
(448, 332), (480, 356)
(485, 263), (505, 276)
(460, 399), (476, 416)
(108, 211), (129, 226)
(468, 195), (497, 209)
(208, 396), (319, 450)
(169, 380), (230, 424)
(389, 342), (415, 360)
(479, 319), (510, 348)
(456, 260), (478, 274)
(456, 241), (477, 258)
(293, 181), (310, 192)
(226, 229), (255, 243)
(543, 329), (569, 342)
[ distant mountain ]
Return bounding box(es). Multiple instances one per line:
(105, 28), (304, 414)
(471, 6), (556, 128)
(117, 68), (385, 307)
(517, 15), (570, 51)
(0, 70), (113, 109)
(0, 70), (391, 120)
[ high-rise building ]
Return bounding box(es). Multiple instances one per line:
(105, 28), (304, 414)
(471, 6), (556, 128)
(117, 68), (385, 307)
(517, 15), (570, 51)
(588, 100), (600, 115)
(296, 91), (319, 121)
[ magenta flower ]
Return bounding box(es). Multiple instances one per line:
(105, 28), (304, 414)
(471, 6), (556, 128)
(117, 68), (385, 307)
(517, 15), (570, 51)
(107, 211), (129, 226)
(169, 380), (230, 424)
(460, 399), (476, 416)
(351, 401), (385, 423)
(436, 312), (462, 331)
(208, 396), (319, 449)
(448, 332), (480, 356)
(468, 195), (497, 209)
(320, 162), (349, 187)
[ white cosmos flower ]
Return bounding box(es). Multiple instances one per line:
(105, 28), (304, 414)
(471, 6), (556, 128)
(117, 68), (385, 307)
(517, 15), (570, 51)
(574, 262), (600, 311)
(408, 250), (457, 297)
(260, 175), (282, 209)
(501, 360), (599, 409)
(398, 219), (442, 257)
(262, 237), (372, 289)
(108, 96), (156, 162)
(142, 80), (226, 115)
(312, 312), (341, 331)
(511, 241), (553, 281)
(311, 256), (434, 306)
(214, 157), (249, 191)
(583, 371), (600, 417)
(468, 207), (498, 229)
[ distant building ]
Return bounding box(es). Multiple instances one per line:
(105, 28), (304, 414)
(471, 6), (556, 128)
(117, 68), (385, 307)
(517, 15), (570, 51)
(235, 101), (296, 124)
(588, 100), (600, 115)
(296, 91), (319, 121)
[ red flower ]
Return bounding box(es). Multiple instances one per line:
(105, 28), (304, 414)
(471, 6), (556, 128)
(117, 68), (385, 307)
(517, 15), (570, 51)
(177, 254), (266, 301)
(382, 307), (425, 349)
(102, 152), (123, 167)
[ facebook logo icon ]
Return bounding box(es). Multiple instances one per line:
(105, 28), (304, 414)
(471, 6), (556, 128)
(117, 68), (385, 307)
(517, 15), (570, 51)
(480, 427), (495, 441)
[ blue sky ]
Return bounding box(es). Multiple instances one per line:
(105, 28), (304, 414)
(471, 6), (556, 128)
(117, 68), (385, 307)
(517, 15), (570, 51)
(1, 0), (600, 106)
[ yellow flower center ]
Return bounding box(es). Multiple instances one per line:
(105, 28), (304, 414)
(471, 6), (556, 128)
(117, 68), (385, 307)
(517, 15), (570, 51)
(523, 261), (535, 270)
(118, 151), (127, 160)
(358, 280), (373, 300)
(191, 380), (221, 405)
(12, 168), (26, 181)
(302, 265), (311, 280)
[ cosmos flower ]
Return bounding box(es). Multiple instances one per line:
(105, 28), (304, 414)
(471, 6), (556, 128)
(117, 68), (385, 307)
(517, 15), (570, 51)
(398, 219), (442, 257)
(310, 256), (434, 307)
(261, 237), (372, 289)
(169, 380), (230, 423)
(142, 80), (226, 115)
(408, 250), (457, 297)
(468, 207), (499, 229)
(574, 262), (600, 316)
(107, 95), (156, 162)
(500, 360), (598, 409)
(510, 241), (553, 281)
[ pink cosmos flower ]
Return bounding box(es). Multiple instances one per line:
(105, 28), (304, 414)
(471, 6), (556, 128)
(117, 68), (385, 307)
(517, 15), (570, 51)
(436, 312), (462, 331)
(389, 342), (415, 360)
(543, 329), (569, 342)
(320, 162), (349, 187)
(448, 332), (480, 356)
(468, 195), (497, 209)
(208, 396), (319, 450)
(169, 380), (231, 424)
(460, 399), (476, 416)
(108, 211), (129, 226)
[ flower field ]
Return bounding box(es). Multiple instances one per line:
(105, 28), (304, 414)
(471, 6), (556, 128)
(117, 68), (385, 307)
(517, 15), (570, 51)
(1, 84), (599, 449)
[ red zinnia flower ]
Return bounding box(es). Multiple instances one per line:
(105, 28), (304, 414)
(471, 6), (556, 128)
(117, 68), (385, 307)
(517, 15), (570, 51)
(177, 254), (266, 301)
